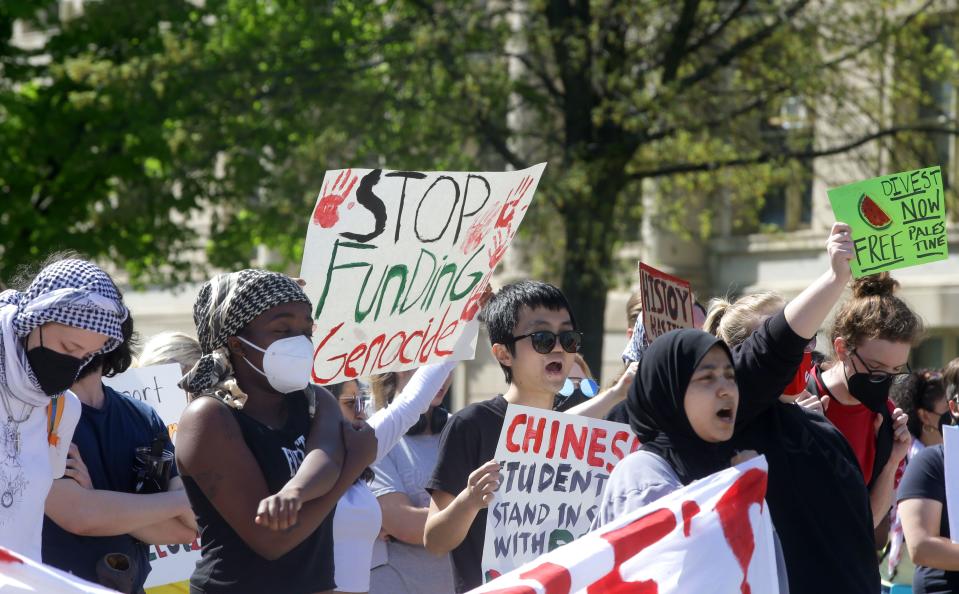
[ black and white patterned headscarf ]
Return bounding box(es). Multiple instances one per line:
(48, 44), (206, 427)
(0, 259), (128, 407)
(180, 270), (310, 406)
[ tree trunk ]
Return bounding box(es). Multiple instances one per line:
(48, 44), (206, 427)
(559, 178), (622, 375)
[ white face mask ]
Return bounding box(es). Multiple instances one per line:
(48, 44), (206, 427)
(237, 335), (314, 394)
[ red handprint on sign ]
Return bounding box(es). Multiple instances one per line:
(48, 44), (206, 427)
(461, 202), (500, 255)
(495, 175), (534, 232)
(487, 229), (510, 270)
(312, 169), (359, 228)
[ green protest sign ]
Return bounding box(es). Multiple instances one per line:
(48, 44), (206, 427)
(827, 165), (948, 277)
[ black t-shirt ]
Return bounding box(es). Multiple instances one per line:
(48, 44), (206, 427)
(898, 445), (959, 594)
(42, 385), (177, 589)
(730, 312), (878, 594)
(426, 394), (508, 593)
(183, 393), (335, 594)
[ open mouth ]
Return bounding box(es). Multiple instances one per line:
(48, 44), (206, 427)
(546, 361), (563, 374)
(716, 407), (734, 422)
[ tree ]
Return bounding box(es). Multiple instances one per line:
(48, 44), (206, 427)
(2, 0), (957, 369)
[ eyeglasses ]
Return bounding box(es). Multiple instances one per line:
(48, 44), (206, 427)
(850, 350), (911, 383)
(508, 330), (582, 354)
(341, 388), (373, 417)
(559, 377), (599, 397)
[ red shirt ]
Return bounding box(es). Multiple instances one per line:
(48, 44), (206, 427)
(816, 367), (896, 486)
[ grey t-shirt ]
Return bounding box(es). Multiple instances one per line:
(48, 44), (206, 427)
(594, 449), (683, 529)
(369, 433), (454, 594)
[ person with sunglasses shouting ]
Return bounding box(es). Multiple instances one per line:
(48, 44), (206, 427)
(807, 272), (919, 535)
(424, 281), (585, 593)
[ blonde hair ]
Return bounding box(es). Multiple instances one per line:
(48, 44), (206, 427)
(370, 372), (399, 412)
(705, 291), (786, 347)
(138, 332), (202, 373)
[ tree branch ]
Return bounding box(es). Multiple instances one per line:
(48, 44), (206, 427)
(630, 124), (959, 179)
(661, 0), (701, 85)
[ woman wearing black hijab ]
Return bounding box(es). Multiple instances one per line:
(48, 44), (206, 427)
(595, 329), (739, 521)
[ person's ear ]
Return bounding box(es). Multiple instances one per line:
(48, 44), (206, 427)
(917, 407), (935, 428)
(226, 336), (246, 357)
(492, 343), (513, 369)
(834, 337), (849, 360)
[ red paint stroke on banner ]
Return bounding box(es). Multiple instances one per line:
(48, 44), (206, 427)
(0, 547), (22, 564)
(586, 507), (677, 593)
(714, 468), (768, 594)
(681, 500), (701, 537)
(313, 169), (359, 228)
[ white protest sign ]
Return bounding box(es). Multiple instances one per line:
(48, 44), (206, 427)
(103, 364), (197, 591)
(481, 404), (640, 580)
(102, 363), (187, 443)
(944, 424), (959, 542)
(300, 163), (547, 384)
(472, 457), (780, 594)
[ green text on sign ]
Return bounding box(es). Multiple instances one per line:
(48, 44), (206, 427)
(827, 166), (948, 277)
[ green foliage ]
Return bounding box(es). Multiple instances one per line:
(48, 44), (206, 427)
(3, 0), (957, 365)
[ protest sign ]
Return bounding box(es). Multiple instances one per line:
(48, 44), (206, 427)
(0, 546), (118, 593)
(943, 425), (959, 543)
(102, 365), (196, 592)
(638, 262), (695, 342)
(472, 457), (779, 594)
(300, 163), (547, 384)
(827, 166), (948, 277)
(481, 405), (641, 580)
(102, 363), (187, 443)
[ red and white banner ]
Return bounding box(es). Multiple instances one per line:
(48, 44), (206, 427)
(471, 456), (780, 594)
(0, 547), (118, 593)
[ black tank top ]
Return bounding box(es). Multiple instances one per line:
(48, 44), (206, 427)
(183, 392), (335, 594)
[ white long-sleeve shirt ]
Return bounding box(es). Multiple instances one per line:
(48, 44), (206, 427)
(333, 361), (456, 593)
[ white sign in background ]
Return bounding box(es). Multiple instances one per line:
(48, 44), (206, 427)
(300, 163), (547, 384)
(943, 424), (959, 542)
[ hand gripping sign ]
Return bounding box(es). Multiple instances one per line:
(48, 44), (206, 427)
(472, 457), (780, 594)
(300, 164), (547, 385)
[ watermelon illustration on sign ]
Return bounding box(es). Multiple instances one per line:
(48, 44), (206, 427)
(858, 193), (892, 230)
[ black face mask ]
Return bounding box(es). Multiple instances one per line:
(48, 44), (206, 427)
(846, 371), (893, 414)
(25, 327), (87, 396)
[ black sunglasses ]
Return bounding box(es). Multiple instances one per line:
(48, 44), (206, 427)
(850, 350), (911, 383)
(508, 330), (582, 354)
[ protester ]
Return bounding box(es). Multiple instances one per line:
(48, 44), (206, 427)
(368, 369), (456, 594)
(807, 273), (916, 529)
(898, 436), (959, 594)
(0, 257), (127, 561)
(329, 379), (371, 423)
(624, 290), (642, 342)
(595, 329), (741, 517)
(138, 331), (202, 376)
(424, 280), (642, 591)
(326, 361), (455, 594)
(42, 311), (196, 594)
(175, 269), (374, 594)
(888, 369), (950, 580)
